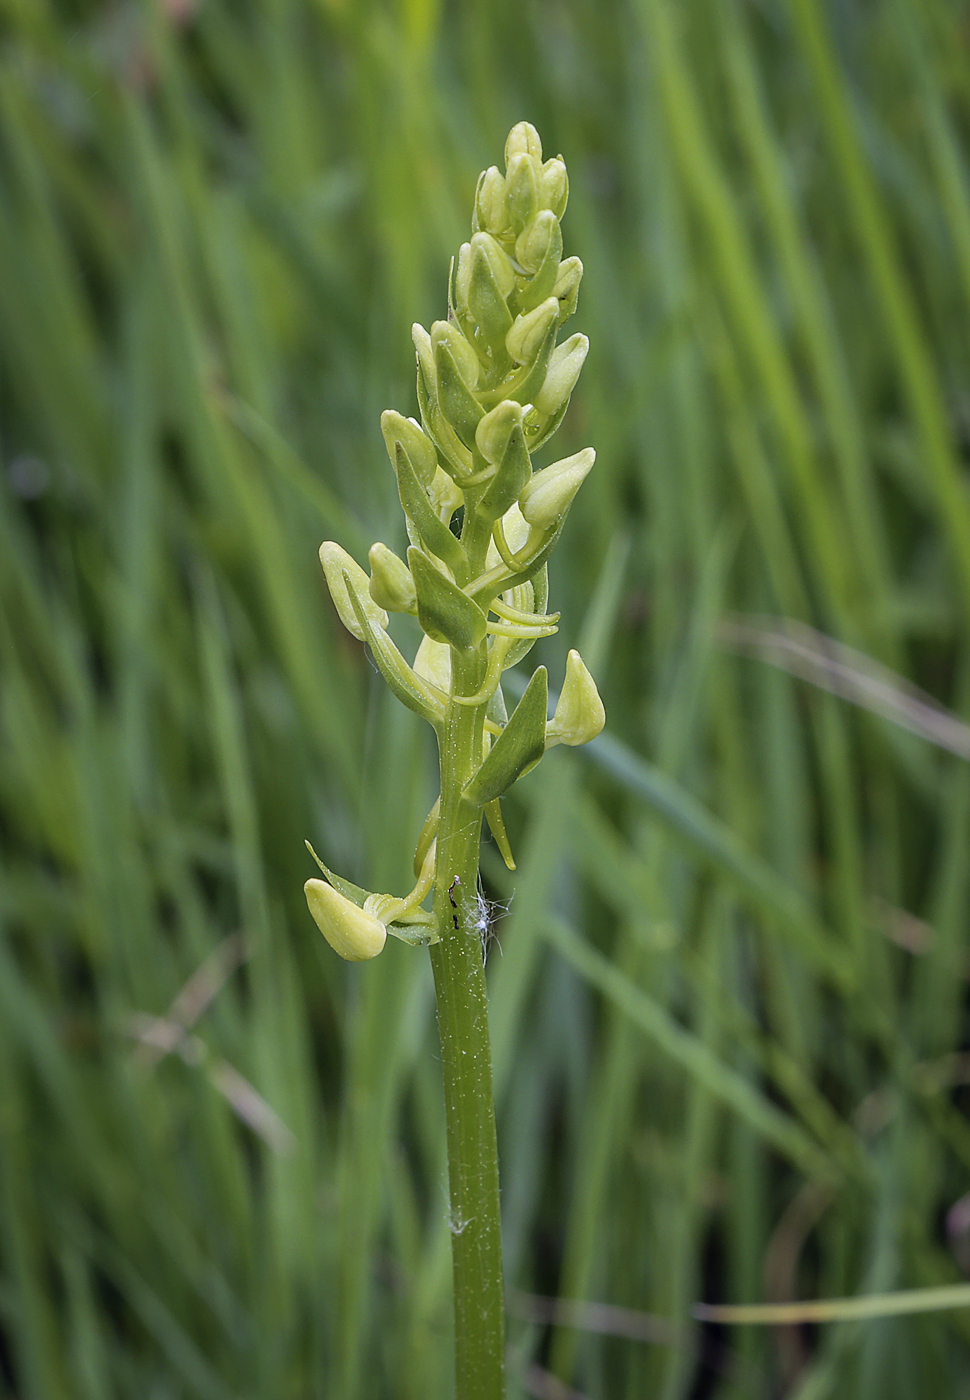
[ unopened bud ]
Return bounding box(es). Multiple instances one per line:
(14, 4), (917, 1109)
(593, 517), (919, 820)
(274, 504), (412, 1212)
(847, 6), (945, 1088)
(381, 410), (437, 486)
(477, 401), (532, 519)
(455, 241), (472, 316)
(320, 541), (388, 641)
(430, 319), (480, 392)
(518, 447), (594, 529)
(506, 297), (559, 366)
(412, 322), (436, 398)
(369, 543), (416, 613)
(305, 879), (387, 961)
(552, 257), (583, 321)
(470, 231), (516, 297)
(505, 121), (543, 164)
(533, 332), (589, 415)
(547, 650), (605, 746)
(476, 399), (525, 464)
(539, 158), (568, 218)
(515, 209), (561, 276)
(505, 152), (539, 234)
(474, 166), (509, 236)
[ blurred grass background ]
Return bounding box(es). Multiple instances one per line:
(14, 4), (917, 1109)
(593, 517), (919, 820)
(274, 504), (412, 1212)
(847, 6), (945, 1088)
(3, 0), (970, 1396)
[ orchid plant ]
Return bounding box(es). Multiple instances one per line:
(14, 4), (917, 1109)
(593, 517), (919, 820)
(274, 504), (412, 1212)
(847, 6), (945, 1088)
(305, 122), (603, 1400)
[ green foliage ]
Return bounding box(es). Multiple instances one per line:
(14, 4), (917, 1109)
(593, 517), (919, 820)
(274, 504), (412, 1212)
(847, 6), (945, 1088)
(2, 2), (970, 1398)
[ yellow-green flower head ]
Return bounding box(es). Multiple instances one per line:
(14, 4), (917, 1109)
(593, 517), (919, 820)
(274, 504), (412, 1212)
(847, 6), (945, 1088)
(304, 879), (387, 961)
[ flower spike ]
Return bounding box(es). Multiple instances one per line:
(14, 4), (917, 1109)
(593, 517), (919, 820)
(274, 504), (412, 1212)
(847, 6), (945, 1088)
(308, 120), (603, 948)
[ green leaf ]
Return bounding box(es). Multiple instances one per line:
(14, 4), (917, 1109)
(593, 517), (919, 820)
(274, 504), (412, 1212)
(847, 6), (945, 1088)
(464, 666), (548, 805)
(434, 339), (484, 449)
(393, 443), (466, 572)
(466, 240), (514, 349)
(409, 547), (487, 652)
(479, 420), (532, 521)
(516, 212), (563, 313)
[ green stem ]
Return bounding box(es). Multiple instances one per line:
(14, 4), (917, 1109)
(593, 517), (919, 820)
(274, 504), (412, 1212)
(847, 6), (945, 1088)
(430, 643), (506, 1400)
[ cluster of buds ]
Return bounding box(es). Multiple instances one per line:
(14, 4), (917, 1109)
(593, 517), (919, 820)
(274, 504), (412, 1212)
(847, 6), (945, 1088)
(306, 122), (605, 961)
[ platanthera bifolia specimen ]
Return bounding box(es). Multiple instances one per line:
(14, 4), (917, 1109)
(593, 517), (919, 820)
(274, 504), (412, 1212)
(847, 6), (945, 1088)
(305, 122), (603, 1400)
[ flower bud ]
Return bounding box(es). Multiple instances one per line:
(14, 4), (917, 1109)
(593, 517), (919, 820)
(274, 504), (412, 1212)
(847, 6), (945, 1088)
(319, 541), (389, 641)
(475, 399), (525, 464)
(368, 543), (417, 613)
(515, 209), (562, 276)
(305, 879), (387, 961)
(552, 257), (583, 321)
(412, 322), (436, 399)
(433, 338), (484, 450)
(455, 241), (473, 314)
(518, 447), (594, 529)
(505, 152), (539, 234)
(474, 166), (509, 236)
(505, 121), (543, 164)
(539, 157), (568, 218)
(471, 231), (516, 297)
(506, 298), (559, 366)
(476, 402), (532, 519)
(533, 332), (589, 416)
(392, 442), (465, 570)
(381, 410), (437, 486)
(547, 649), (605, 746)
(430, 320), (480, 391)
